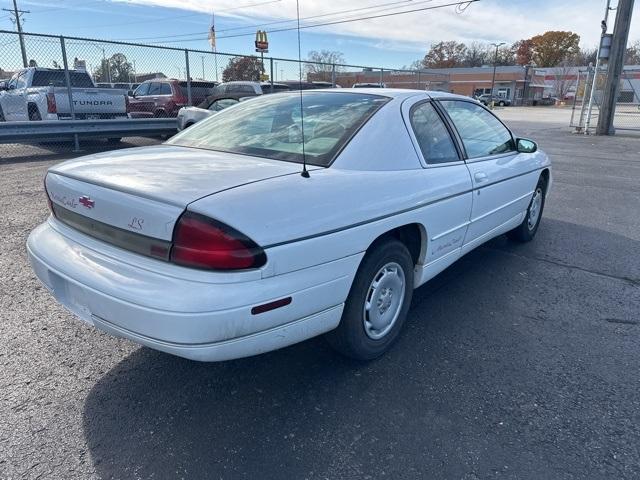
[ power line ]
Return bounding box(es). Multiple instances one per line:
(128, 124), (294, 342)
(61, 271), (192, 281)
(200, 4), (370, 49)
(67, 0), (283, 30)
(146, 0), (479, 45)
(26, 0), (106, 14)
(117, 0), (421, 41)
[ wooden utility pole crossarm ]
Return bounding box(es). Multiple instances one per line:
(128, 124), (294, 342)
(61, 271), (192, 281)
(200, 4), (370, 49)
(596, 0), (635, 135)
(2, 0), (29, 67)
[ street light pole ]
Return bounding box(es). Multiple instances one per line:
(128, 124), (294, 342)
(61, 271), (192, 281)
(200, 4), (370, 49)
(490, 42), (506, 108)
(201, 55), (205, 80)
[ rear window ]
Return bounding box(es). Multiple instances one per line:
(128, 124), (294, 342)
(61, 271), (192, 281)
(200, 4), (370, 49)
(32, 70), (95, 88)
(167, 91), (389, 167)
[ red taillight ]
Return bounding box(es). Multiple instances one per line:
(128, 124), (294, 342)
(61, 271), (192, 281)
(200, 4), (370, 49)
(46, 93), (56, 114)
(170, 212), (266, 270)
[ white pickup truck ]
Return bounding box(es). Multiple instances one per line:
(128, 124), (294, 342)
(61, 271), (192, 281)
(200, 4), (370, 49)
(0, 68), (128, 122)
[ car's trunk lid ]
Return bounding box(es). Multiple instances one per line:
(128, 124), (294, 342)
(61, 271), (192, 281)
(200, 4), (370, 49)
(50, 145), (302, 208)
(46, 145), (303, 247)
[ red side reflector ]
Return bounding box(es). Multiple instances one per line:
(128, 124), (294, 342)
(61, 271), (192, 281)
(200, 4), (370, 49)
(251, 297), (292, 315)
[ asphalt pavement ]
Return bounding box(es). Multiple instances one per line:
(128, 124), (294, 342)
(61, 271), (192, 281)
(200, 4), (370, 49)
(1, 107), (639, 479)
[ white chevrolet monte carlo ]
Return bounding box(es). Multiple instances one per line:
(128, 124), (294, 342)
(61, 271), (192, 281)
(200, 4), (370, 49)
(28, 89), (551, 361)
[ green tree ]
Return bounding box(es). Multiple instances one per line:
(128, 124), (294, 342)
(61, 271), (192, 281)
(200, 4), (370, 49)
(530, 31), (580, 67)
(421, 41), (467, 68)
(93, 53), (133, 83)
(222, 56), (263, 82)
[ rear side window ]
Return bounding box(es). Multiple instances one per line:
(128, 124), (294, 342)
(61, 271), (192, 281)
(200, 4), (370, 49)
(147, 82), (162, 95)
(178, 81), (217, 99)
(208, 98), (239, 111)
(440, 100), (514, 159)
(410, 102), (459, 164)
(159, 83), (172, 95)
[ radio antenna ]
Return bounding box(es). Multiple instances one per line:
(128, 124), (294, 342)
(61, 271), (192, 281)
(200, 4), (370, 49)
(296, 0), (310, 178)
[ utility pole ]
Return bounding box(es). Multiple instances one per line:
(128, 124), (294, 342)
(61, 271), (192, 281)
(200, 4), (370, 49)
(489, 42), (505, 108)
(2, 0), (29, 67)
(596, 0), (635, 135)
(584, 0), (613, 134)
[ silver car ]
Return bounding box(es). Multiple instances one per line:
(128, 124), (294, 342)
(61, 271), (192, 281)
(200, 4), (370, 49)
(176, 97), (241, 131)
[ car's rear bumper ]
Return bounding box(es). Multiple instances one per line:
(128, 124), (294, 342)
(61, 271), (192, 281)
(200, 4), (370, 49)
(27, 219), (359, 361)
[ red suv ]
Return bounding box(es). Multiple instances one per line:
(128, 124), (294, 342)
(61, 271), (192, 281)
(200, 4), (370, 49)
(128, 79), (217, 118)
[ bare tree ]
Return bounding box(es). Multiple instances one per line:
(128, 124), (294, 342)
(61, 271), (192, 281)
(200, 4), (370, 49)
(550, 62), (578, 100)
(305, 50), (345, 82)
(463, 42), (490, 67)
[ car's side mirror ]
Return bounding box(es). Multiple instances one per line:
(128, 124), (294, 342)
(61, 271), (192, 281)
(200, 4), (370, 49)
(517, 138), (537, 153)
(127, 90), (134, 96)
(8, 84), (16, 90)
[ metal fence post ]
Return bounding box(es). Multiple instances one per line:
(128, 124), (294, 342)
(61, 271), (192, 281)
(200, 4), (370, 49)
(380, 68), (384, 86)
(331, 64), (336, 87)
(269, 57), (274, 93)
(184, 49), (192, 106)
(417, 71), (421, 89)
(60, 35), (80, 152)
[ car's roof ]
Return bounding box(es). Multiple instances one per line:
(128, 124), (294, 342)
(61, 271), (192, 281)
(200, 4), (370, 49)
(304, 87), (471, 101)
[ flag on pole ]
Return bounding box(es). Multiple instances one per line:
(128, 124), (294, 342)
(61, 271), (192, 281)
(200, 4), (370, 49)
(208, 12), (216, 51)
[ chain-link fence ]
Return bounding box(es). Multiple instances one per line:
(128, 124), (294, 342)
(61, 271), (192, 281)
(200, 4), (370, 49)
(0, 29), (451, 160)
(571, 66), (640, 133)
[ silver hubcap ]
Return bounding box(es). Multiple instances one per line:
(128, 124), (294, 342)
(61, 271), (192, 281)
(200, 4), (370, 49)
(528, 187), (543, 230)
(363, 262), (406, 340)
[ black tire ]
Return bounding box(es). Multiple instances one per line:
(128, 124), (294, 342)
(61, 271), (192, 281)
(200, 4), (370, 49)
(326, 238), (414, 360)
(28, 105), (41, 121)
(507, 176), (547, 243)
(499, 101), (506, 107)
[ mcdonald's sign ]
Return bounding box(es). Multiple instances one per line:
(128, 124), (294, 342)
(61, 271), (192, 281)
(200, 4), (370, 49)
(255, 30), (269, 53)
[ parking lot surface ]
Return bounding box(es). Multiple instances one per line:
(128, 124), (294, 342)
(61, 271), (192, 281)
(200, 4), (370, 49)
(1, 107), (639, 479)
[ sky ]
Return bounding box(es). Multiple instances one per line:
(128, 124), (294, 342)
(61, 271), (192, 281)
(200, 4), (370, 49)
(1, 0), (639, 77)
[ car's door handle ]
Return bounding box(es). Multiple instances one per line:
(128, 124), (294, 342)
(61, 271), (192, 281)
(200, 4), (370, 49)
(474, 172), (489, 183)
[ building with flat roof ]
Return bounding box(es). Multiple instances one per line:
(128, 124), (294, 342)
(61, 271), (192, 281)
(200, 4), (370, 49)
(328, 66), (546, 105)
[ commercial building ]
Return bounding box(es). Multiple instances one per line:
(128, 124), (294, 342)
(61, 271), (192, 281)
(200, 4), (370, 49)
(330, 66), (547, 104)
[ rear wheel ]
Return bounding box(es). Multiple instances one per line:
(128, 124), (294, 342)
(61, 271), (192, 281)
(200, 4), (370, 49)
(507, 176), (547, 242)
(28, 105), (41, 121)
(498, 101), (506, 107)
(326, 238), (414, 360)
